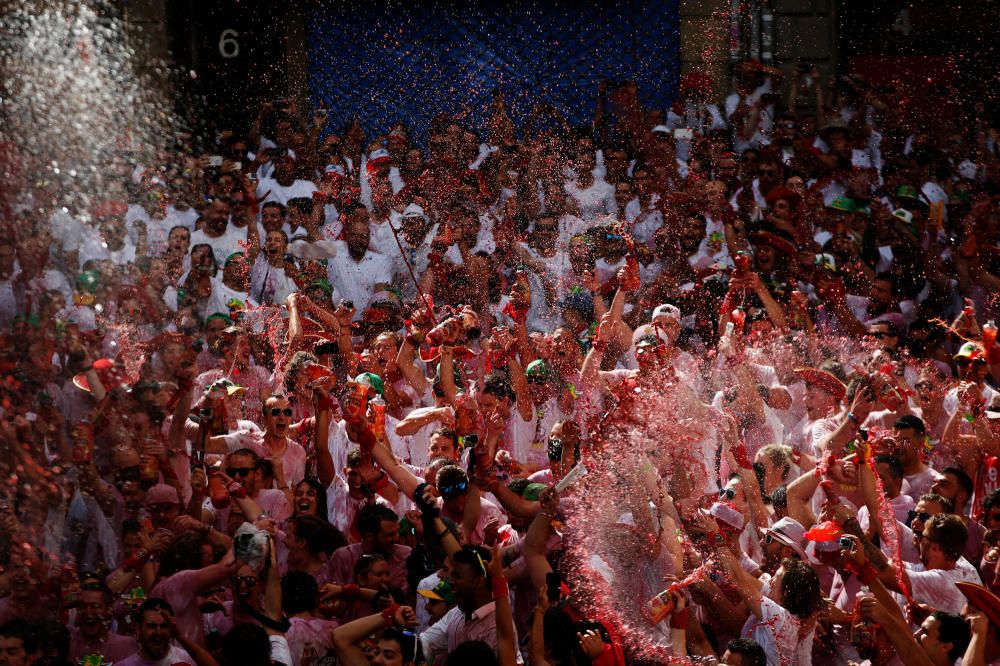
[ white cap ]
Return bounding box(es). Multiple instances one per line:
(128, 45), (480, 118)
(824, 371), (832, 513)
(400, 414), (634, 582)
(323, 163), (345, 177)
(368, 148), (390, 161)
(402, 203), (427, 220)
(708, 502), (745, 531)
(259, 137), (278, 151)
(651, 303), (681, 323)
(651, 125), (671, 134)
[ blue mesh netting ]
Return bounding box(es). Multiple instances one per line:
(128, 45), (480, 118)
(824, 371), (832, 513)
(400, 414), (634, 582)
(306, 0), (680, 140)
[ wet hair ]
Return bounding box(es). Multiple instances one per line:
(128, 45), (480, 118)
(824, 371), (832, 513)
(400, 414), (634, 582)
(381, 627), (418, 664)
(873, 454), (903, 481)
(430, 427), (459, 449)
(770, 485), (788, 510)
(893, 414), (925, 434)
(157, 532), (210, 578)
(284, 351), (319, 393)
(726, 638), (766, 666)
(294, 478), (331, 525)
(984, 488), (1000, 513)
(942, 467), (973, 499)
(222, 622), (271, 666)
(918, 492), (954, 514)
(932, 611), (971, 662)
(288, 514), (345, 556)
(452, 545), (491, 583)
(0, 619), (38, 654)
(447, 640), (497, 666)
(352, 552), (387, 581)
(924, 514), (968, 561)
(261, 201), (286, 216)
(281, 571), (319, 616)
(482, 372), (515, 402)
(779, 558), (822, 619)
(756, 444), (792, 479)
(357, 504), (398, 537)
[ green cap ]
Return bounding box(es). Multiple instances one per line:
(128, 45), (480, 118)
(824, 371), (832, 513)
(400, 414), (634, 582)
(417, 579), (457, 604)
(895, 184), (920, 201)
(520, 482), (549, 501)
(524, 359), (550, 381)
(354, 372), (385, 396)
(308, 278), (334, 296)
(223, 252), (245, 267)
(76, 269), (101, 294)
(828, 196), (856, 213)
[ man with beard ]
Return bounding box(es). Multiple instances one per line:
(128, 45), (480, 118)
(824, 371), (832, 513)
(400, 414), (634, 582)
(386, 204), (436, 293)
(245, 219), (299, 306)
(254, 149), (317, 206)
(326, 204), (393, 316)
(189, 197), (242, 265)
(116, 599), (193, 666)
(69, 583), (137, 663)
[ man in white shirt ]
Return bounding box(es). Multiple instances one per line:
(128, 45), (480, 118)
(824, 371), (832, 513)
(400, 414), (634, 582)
(115, 599), (194, 666)
(326, 204), (393, 315)
(189, 198), (243, 265)
(255, 150), (318, 206)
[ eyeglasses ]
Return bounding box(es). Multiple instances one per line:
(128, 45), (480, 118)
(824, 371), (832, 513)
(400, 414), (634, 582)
(231, 575), (258, 587)
(270, 407), (293, 417)
(226, 466), (256, 478)
(438, 479), (469, 498)
(719, 487), (736, 500)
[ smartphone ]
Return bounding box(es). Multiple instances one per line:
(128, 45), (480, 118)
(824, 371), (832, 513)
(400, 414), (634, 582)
(546, 572), (562, 603)
(208, 155), (224, 167)
(673, 128), (694, 140)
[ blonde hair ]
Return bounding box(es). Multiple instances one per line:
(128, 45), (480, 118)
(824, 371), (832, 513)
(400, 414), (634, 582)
(757, 444), (793, 479)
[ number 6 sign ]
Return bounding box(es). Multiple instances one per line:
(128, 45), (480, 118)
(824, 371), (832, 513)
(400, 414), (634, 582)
(218, 29), (240, 59)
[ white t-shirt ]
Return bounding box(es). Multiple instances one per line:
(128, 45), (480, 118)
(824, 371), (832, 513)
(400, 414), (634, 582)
(114, 645), (192, 666)
(189, 227), (245, 266)
(255, 177), (318, 207)
(905, 558), (982, 614)
(742, 595), (814, 666)
(564, 177), (616, 222)
(325, 241), (393, 313)
(248, 256), (298, 306)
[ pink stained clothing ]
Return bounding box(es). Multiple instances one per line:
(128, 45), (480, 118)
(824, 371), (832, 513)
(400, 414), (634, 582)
(438, 495), (510, 546)
(207, 488), (292, 533)
(905, 558), (983, 614)
(285, 616), (338, 666)
(741, 596), (814, 666)
(195, 365), (273, 424)
(69, 628), (137, 664)
(420, 601), (523, 665)
(325, 542), (412, 593)
(325, 475), (393, 542)
(114, 644), (193, 666)
(150, 569), (212, 647)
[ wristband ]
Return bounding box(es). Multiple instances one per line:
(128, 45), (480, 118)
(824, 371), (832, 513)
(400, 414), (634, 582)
(492, 576), (509, 600)
(227, 481), (248, 499)
(370, 471), (391, 492)
(340, 583), (360, 601)
(380, 603), (401, 627)
(669, 607), (689, 629)
(856, 562), (879, 585)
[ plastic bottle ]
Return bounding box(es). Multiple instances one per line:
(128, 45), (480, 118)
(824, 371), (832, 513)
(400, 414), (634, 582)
(984, 320), (997, 348)
(370, 395), (387, 440)
(850, 586), (878, 649)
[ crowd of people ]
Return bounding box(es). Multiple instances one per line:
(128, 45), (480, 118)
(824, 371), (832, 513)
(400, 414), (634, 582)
(1, 57), (1000, 666)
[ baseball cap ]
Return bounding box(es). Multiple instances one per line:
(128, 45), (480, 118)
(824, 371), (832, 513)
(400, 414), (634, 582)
(417, 580), (457, 604)
(651, 304), (681, 323)
(828, 196), (856, 213)
(651, 125), (671, 135)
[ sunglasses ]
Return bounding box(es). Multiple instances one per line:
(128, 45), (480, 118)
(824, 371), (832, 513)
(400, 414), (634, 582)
(605, 233), (623, 241)
(438, 479), (469, 498)
(270, 407), (293, 416)
(547, 437), (564, 461)
(226, 466), (256, 478)
(231, 575), (258, 587)
(910, 511), (931, 524)
(719, 487), (737, 500)
(764, 533), (777, 545)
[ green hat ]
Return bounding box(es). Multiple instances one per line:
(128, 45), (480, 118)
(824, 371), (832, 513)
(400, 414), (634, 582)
(223, 252), (245, 267)
(308, 278), (334, 296)
(76, 269), (101, 294)
(417, 580), (457, 605)
(354, 372), (385, 396)
(524, 359), (550, 381)
(954, 341), (987, 362)
(895, 185), (920, 201)
(828, 196), (856, 213)
(520, 482), (549, 502)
